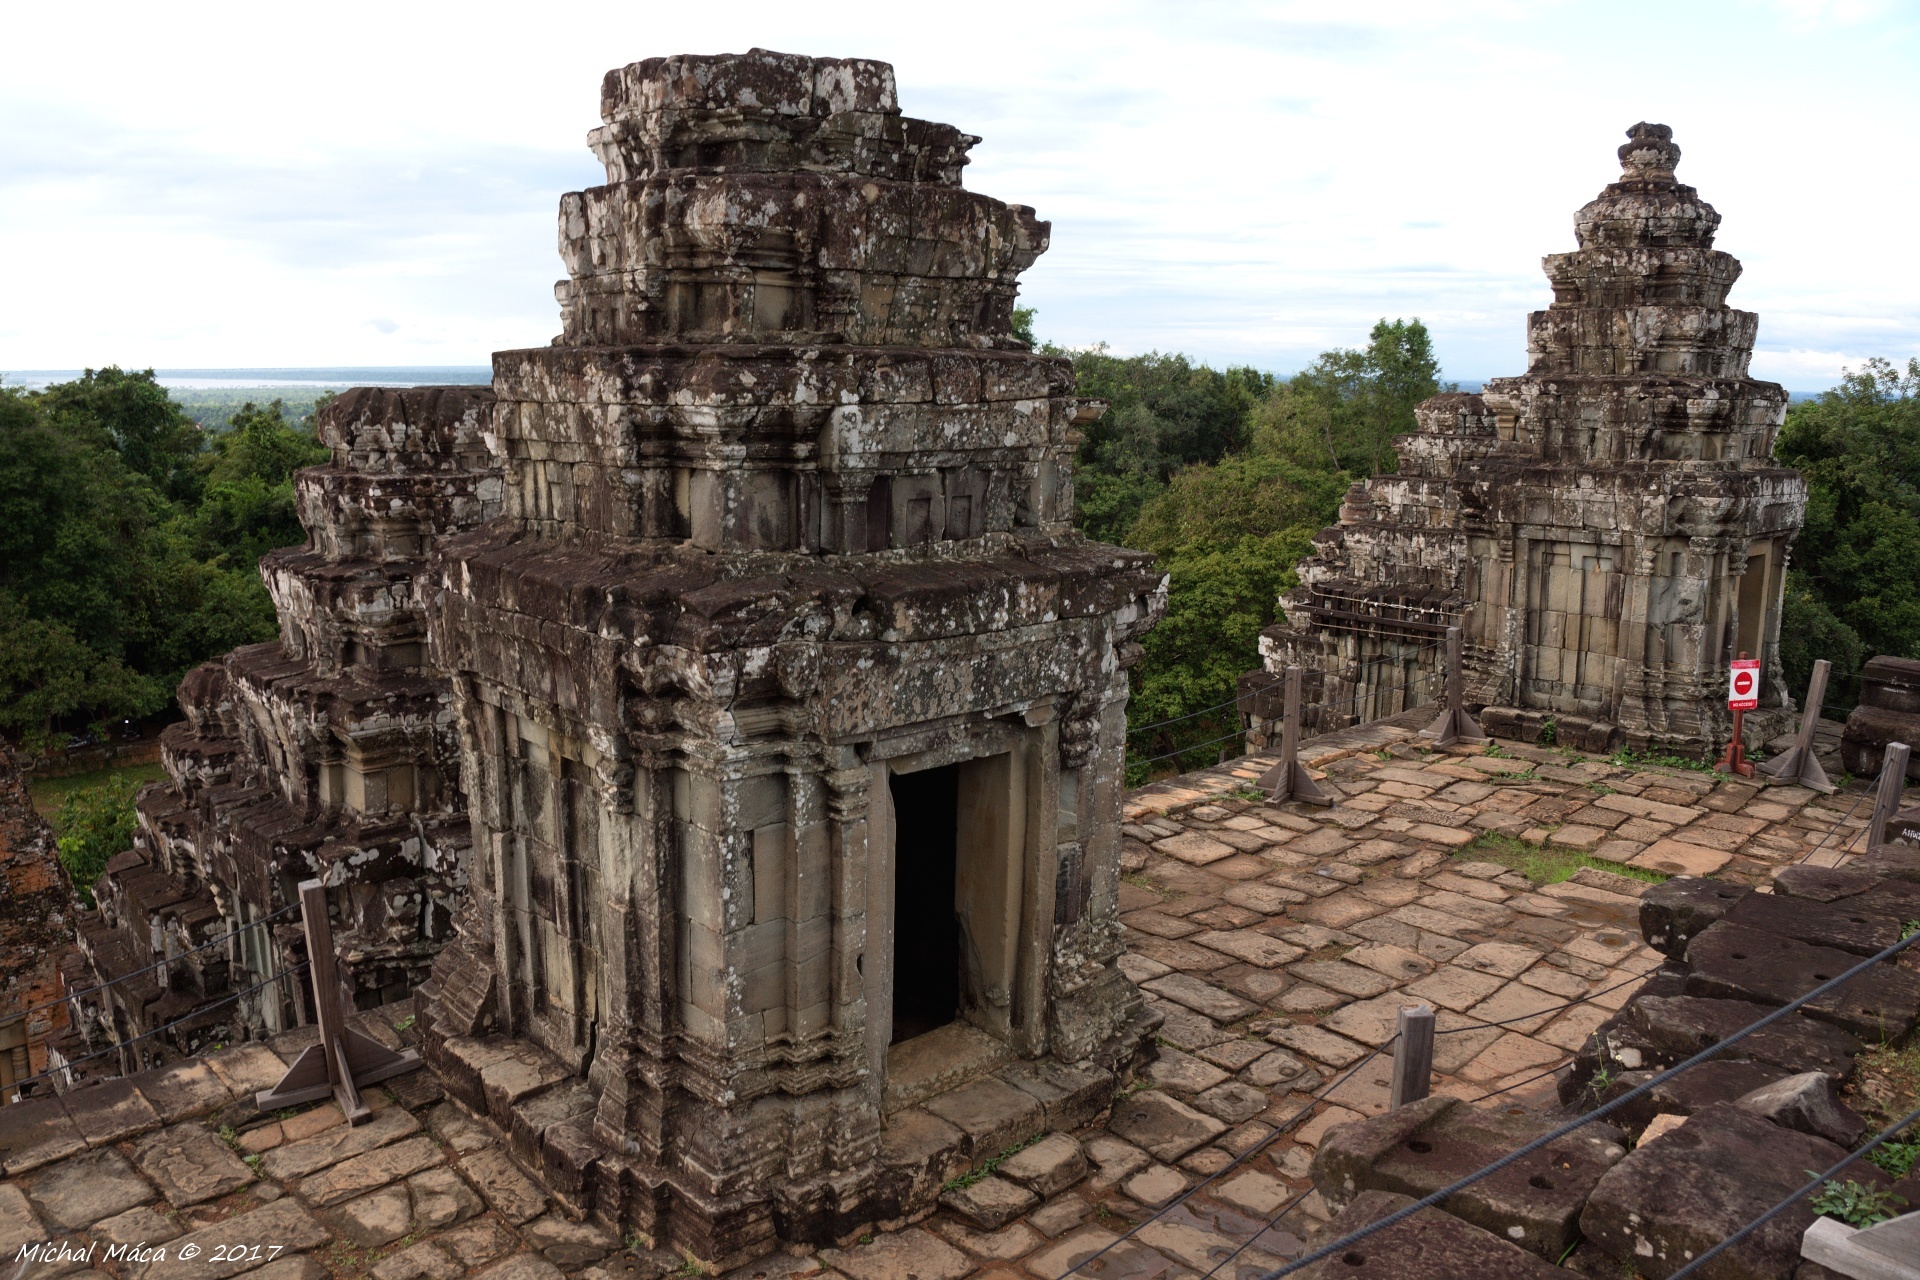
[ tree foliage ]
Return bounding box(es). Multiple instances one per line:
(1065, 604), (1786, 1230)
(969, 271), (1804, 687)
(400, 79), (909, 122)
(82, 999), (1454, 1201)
(1027, 314), (1445, 776)
(1775, 357), (1920, 704)
(53, 775), (144, 901)
(0, 370), (325, 749)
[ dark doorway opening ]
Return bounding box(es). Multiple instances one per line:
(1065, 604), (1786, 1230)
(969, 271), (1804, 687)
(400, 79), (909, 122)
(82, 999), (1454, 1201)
(889, 763), (960, 1044)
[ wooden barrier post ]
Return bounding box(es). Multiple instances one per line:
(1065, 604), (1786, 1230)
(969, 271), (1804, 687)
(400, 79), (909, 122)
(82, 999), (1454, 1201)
(1422, 626), (1487, 747)
(1756, 658), (1835, 793)
(1259, 666), (1334, 807)
(256, 879), (422, 1124)
(1867, 742), (1910, 852)
(1390, 1005), (1436, 1109)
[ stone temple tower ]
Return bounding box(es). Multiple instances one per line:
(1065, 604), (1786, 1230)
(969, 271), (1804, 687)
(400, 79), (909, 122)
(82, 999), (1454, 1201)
(416, 50), (1164, 1263)
(1248, 124), (1805, 756)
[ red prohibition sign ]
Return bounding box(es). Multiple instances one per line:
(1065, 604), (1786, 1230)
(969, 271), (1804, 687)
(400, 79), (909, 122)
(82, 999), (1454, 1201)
(1733, 671), (1754, 695)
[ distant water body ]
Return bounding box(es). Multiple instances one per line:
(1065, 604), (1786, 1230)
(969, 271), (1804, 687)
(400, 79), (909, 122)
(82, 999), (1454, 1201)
(2, 366), (494, 391)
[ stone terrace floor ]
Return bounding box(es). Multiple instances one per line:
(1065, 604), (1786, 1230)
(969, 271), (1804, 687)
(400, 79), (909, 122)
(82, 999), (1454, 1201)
(0, 719), (1879, 1280)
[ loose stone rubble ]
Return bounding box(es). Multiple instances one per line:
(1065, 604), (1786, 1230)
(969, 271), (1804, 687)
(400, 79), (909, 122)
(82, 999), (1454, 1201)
(410, 49), (1162, 1267)
(9, 713), (1907, 1279)
(1247, 123), (1807, 759)
(63, 386), (501, 1069)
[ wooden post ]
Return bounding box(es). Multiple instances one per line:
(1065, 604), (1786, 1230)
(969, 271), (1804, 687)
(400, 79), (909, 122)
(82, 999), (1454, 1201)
(1756, 658), (1835, 793)
(1258, 667), (1334, 807)
(256, 879), (422, 1124)
(1390, 1005), (1435, 1109)
(1868, 742), (1910, 852)
(1422, 626), (1487, 747)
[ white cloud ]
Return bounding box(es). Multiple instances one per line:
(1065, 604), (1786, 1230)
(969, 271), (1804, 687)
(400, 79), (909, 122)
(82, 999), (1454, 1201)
(0, 0), (1914, 388)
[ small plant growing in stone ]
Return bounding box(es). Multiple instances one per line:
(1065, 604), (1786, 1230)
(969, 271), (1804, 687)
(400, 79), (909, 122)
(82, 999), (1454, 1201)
(1809, 1176), (1907, 1227)
(1867, 1132), (1920, 1179)
(1539, 716), (1559, 746)
(392, 1014), (416, 1033)
(1484, 743), (1510, 759)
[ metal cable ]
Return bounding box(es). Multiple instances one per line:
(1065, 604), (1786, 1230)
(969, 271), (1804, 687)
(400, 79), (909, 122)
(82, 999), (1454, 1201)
(1248, 925), (1920, 1278)
(1666, 1099), (1920, 1278)
(1433, 968), (1649, 1037)
(5, 962), (311, 1096)
(1132, 726), (1257, 768)
(1064, 1041), (1394, 1277)
(1127, 639), (1444, 742)
(12, 902), (302, 1021)
(1186, 967), (1650, 1276)
(1793, 761), (1883, 865)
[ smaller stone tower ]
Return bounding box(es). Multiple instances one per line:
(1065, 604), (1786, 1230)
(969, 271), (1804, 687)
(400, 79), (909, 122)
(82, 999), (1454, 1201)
(71, 388), (499, 1067)
(1249, 123), (1806, 756)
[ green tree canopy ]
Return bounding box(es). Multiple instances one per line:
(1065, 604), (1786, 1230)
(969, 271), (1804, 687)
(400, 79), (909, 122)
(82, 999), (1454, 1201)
(1068, 349), (1275, 542)
(0, 380), (322, 748)
(1270, 317), (1443, 475)
(37, 366), (205, 504)
(1775, 357), (1920, 703)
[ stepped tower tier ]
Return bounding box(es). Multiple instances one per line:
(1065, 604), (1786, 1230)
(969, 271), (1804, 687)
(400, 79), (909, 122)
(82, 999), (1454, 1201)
(1245, 123), (1806, 757)
(415, 50), (1165, 1266)
(69, 387), (501, 1071)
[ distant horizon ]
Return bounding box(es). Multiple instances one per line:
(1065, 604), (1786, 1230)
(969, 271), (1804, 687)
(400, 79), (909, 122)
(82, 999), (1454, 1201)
(0, 364), (1843, 399)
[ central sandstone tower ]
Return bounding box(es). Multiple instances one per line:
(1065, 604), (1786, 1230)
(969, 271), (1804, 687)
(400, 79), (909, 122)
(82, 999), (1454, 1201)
(417, 50), (1163, 1262)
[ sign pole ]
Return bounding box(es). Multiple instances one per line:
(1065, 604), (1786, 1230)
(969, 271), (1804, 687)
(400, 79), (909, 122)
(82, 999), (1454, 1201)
(1719, 651), (1759, 778)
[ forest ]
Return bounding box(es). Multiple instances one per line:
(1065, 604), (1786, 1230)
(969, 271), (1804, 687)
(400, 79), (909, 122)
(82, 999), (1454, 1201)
(3, 345), (1917, 788)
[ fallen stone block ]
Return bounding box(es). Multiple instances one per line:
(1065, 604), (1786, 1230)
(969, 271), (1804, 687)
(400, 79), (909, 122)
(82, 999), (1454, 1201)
(1684, 920), (1920, 1039)
(1292, 1188), (1569, 1278)
(1310, 1094), (1626, 1261)
(1587, 1058), (1789, 1131)
(1772, 864), (1881, 902)
(1640, 878), (1752, 960)
(1854, 846), (1920, 883)
(1579, 1101), (1889, 1280)
(1724, 889), (1907, 957)
(1629, 994), (1862, 1079)
(1733, 1070), (1867, 1147)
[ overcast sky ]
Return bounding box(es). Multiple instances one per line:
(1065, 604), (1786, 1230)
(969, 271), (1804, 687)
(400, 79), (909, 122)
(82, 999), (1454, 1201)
(3, 0), (1915, 388)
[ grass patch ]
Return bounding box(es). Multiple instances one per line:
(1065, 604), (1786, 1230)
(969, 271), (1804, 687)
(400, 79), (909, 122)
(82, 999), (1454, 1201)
(1456, 832), (1668, 887)
(27, 762), (164, 816)
(1607, 747), (1718, 775)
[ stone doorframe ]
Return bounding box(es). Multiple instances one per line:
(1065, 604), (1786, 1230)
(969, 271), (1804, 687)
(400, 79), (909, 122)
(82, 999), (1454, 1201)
(861, 710), (1062, 1107)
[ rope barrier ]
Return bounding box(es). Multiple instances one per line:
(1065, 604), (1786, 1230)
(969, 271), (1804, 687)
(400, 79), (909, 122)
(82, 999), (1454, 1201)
(1131, 726), (1258, 768)
(1665, 1100), (1920, 1278)
(12, 902), (302, 1021)
(1795, 761), (1882, 865)
(1247, 925), (1920, 1279)
(1125, 638), (1445, 744)
(5, 961), (311, 1097)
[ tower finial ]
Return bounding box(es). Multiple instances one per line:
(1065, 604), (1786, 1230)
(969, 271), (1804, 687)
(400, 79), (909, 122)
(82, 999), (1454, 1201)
(1619, 122), (1679, 182)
